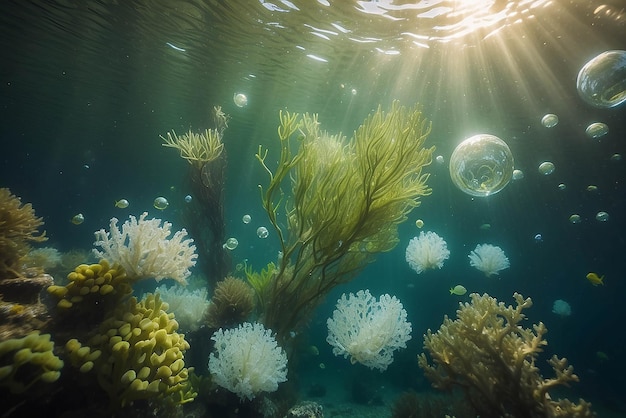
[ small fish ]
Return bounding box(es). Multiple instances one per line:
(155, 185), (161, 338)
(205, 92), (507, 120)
(449, 285), (467, 295)
(70, 213), (84, 225)
(586, 272), (604, 286)
(114, 199), (129, 209)
(479, 223), (491, 230)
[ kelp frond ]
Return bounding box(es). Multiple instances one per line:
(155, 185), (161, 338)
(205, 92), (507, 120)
(256, 101), (435, 340)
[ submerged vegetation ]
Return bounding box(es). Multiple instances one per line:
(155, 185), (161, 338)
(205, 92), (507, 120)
(256, 100), (434, 340)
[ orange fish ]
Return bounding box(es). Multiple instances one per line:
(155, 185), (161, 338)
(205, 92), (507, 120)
(586, 272), (604, 286)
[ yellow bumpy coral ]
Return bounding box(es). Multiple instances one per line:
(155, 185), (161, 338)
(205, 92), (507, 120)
(47, 259), (131, 310)
(0, 330), (63, 394)
(418, 293), (595, 417)
(65, 293), (195, 408)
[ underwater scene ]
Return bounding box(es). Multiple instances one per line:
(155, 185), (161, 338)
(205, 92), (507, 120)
(1, 1), (625, 417)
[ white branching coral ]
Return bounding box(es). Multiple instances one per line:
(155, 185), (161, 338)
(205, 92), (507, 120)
(468, 243), (510, 277)
(326, 289), (412, 371)
(208, 322), (288, 400)
(93, 212), (197, 285)
(151, 284), (209, 332)
(405, 231), (450, 274)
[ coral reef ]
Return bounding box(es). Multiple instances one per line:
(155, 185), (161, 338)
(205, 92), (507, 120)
(152, 284), (209, 332)
(20, 246), (61, 272)
(418, 292), (595, 417)
(326, 289), (412, 371)
(65, 293), (195, 409)
(468, 243), (510, 277)
(255, 101), (434, 340)
(284, 401), (323, 418)
(47, 260), (132, 329)
(0, 188), (47, 279)
(405, 231), (450, 274)
(205, 276), (254, 329)
(208, 322), (287, 400)
(0, 330), (63, 394)
(0, 274), (52, 340)
(93, 212), (197, 285)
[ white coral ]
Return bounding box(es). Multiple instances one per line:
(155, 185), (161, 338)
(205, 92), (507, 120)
(405, 231), (450, 274)
(326, 289), (412, 371)
(93, 212), (197, 285)
(468, 243), (510, 277)
(208, 322), (288, 400)
(151, 284), (209, 332)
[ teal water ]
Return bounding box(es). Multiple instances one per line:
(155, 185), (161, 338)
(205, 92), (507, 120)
(1, 1), (625, 416)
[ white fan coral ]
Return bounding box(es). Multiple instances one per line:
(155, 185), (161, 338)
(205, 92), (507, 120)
(208, 322), (288, 400)
(93, 212), (197, 285)
(326, 289), (412, 371)
(468, 243), (510, 277)
(152, 284), (209, 332)
(405, 231), (450, 274)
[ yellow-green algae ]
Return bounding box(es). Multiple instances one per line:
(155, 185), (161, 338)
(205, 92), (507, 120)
(256, 101), (434, 339)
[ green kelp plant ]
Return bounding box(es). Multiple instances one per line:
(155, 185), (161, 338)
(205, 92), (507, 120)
(256, 100), (434, 341)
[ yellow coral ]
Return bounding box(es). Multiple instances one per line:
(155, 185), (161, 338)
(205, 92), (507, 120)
(47, 259), (131, 310)
(0, 188), (47, 279)
(418, 293), (595, 417)
(0, 330), (63, 394)
(65, 293), (195, 408)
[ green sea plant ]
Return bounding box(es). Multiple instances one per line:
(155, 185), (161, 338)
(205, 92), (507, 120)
(244, 261), (276, 311)
(256, 100), (434, 340)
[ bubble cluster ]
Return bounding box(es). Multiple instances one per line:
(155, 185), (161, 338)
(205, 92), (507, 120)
(541, 113), (559, 128)
(569, 214), (581, 224)
(538, 161), (555, 175)
(585, 122), (609, 139)
(577, 50), (626, 108)
(595, 211), (609, 222)
(223, 237), (239, 250)
(233, 93), (248, 107)
(449, 134), (514, 197)
(256, 226), (269, 239)
(153, 196), (169, 210)
(512, 169), (524, 180)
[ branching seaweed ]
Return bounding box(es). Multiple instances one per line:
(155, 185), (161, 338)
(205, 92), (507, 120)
(255, 101), (434, 340)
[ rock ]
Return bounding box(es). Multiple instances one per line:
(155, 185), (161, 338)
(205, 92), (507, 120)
(283, 401), (323, 418)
